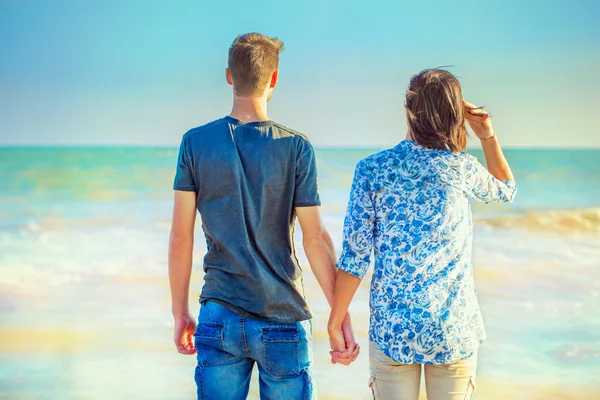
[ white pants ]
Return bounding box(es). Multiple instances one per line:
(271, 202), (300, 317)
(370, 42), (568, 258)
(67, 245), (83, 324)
(369, 342), (477, 400)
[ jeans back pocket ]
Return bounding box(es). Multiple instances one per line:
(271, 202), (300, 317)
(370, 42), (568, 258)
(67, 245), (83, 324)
(261, 326), (300, 379)
(194, 322), (235, 367)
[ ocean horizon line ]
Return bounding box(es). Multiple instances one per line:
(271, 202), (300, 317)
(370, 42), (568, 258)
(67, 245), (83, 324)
(1, 144), (599, 151)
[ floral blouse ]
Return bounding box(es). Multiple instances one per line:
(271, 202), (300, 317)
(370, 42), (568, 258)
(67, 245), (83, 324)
(337, 140), (517, 365)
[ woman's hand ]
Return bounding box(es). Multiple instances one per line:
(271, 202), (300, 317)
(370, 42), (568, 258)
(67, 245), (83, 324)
(328, 270), (363, 365)
(464, 100), (495, 140)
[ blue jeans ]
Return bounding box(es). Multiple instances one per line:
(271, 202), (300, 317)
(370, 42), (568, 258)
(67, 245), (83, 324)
(194, 301), (315, 400)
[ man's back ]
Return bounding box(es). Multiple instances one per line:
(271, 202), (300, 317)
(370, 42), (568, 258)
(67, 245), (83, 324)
(168, 33), (356, 399)
(174, 116), (320, 322)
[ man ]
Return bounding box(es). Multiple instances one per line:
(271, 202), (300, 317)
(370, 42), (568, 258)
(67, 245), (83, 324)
(168, 33), (359, 400)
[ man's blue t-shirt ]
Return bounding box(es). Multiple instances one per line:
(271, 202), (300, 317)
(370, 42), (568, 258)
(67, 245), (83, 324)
(173, 116), (320, 322)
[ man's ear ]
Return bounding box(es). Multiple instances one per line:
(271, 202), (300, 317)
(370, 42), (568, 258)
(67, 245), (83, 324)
(269, 70), (279, 88)
(226, 68), (233, 86)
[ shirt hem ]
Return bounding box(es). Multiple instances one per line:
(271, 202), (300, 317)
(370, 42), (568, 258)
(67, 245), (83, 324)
(371, 336), (485, 365)
(336, 253), (369, 279)
(173, 185), (197, 191)
(200, 297), (313, 324)
(293, 201), (321, 207)
(336, 263), (366, 280)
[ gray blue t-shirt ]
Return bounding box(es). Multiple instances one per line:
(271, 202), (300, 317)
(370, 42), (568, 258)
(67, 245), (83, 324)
(173, 116), (320, 323)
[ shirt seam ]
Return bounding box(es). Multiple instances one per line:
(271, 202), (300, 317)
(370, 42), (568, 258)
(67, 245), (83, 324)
(173, 185), (196, 191)
(294, 200), (321, 207)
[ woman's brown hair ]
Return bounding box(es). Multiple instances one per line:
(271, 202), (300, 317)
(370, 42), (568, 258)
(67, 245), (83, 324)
(405, 69), (467, 152)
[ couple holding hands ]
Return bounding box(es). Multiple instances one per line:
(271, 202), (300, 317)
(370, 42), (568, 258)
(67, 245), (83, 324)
(169, 32), (516, 400)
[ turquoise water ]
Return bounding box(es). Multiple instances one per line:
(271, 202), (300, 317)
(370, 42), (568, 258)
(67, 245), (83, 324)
(1, 147), (599, 399)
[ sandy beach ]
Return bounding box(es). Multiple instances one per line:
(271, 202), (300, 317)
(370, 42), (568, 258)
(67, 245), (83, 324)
(2, 261), (599, 399)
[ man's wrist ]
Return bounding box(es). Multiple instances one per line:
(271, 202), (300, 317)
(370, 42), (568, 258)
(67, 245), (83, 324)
(172, 309), (190, 318)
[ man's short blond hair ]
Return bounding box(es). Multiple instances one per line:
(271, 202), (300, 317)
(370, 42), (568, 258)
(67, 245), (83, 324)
(228, 33), (284, 96)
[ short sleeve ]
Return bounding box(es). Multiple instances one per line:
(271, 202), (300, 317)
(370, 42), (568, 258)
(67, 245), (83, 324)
(464, 154), (516, 204)
(337, 160), (375, 280)
(173, 133), (197, 192)
(293, 139), (321, 207)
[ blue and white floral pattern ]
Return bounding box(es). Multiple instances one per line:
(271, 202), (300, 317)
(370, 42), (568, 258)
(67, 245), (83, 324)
(338, 140), (517, 365)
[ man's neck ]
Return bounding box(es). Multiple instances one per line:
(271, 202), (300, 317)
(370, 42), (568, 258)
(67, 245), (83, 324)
(229, 95), (269, 122)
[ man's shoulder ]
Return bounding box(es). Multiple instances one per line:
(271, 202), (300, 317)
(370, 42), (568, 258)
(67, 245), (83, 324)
(183, 118), (228, 140)
(271, 121), (312, 143)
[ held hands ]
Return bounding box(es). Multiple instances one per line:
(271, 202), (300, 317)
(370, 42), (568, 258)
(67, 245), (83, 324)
(173, 313), (197, 355)
(328, 313), (360, 366)
(464, 100), (495, 140)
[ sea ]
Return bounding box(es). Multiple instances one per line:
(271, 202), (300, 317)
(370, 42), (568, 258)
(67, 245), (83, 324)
(1, 147), (599, 399)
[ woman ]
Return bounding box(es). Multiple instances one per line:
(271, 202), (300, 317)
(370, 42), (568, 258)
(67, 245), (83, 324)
(328, 69), (516, 400)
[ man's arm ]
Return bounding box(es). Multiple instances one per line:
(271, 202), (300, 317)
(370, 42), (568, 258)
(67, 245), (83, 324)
(295, 206), (336, 306)
(169, 190), (197, 355)
(295, 206), (359, 365)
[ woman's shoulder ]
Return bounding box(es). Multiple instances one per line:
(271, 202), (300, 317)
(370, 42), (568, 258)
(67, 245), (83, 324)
(356, 148), (400, 175)
(361, 148), (396, 164)
(355, 141), (474, 179)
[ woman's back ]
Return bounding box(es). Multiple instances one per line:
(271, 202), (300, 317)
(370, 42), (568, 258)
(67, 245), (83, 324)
(338, 139), (516, 364)
(328, 68), (517, 399)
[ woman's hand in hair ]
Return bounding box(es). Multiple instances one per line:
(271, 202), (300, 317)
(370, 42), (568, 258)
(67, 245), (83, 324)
(464, 100), (495, 140)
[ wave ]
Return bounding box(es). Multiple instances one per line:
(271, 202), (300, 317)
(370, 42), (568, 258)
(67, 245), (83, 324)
(475, 208), (600, 233)
(21, 217), (117, 231)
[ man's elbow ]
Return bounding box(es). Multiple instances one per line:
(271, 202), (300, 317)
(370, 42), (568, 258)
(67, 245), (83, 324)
(302, 228), (332, 248)
(169, 230), (194, 251)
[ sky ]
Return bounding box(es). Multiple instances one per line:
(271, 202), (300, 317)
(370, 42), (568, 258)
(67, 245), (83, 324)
(0, 0), (599, 148)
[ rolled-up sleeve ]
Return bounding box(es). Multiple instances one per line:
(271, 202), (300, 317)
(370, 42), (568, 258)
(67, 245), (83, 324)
(464, 155), (517, 204)
(337, 161), (375, 279)
(173, 132), (197, 192)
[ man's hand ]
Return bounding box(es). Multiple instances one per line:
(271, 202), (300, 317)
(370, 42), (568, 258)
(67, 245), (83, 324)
(328, 313), (360, 365)
(173, 314), (196, 355)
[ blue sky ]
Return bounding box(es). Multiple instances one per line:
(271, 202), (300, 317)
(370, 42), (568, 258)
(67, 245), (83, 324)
(1, 0), (599, 147)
